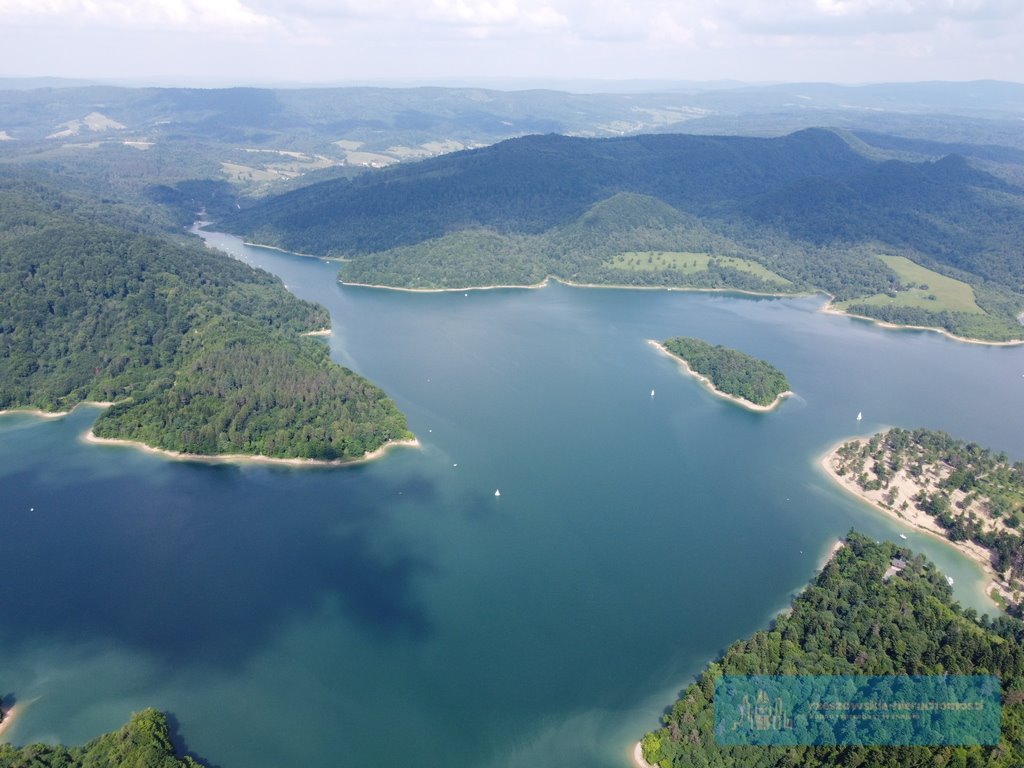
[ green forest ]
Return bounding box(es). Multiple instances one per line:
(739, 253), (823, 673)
(0, 709), (204, 768)
(220, 129), (1024, 341)
(0, 175), (411, 460)
(641, 532), (1024, 767)
(661, 337), (790, 407)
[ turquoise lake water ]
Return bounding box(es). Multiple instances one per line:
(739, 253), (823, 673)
(2, 230), (1023, 767)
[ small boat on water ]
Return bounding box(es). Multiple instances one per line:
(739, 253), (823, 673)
(946, 576), (955, 586)
(899, 534), (907, 540)
(857, 411), (863, 421)
(494, 489), (501, 497)
(650, 389), (655, 398)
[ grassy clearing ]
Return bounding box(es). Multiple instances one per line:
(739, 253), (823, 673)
(837, 255), (983, 314)
(220, 162), (287, 183)
(608, 251), (791, 285)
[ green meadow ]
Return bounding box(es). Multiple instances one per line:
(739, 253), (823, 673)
(839, 255), (983, 314)
(608, 251), (792, 286)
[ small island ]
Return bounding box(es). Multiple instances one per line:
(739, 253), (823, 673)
(823, 427), (1024, 611)
(652, 337), (792, 411)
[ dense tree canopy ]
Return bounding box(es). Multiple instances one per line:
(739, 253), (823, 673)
(662, 336), (791, 407)
(0, 177), (411, 460)
(220, 129), (1024, 340)
(0, 708), (205, 768)
(641, 532), (1024, 767)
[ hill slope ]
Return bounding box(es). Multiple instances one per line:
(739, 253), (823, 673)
(0, 176), (411, 461)
(220, 129), (1024, 340)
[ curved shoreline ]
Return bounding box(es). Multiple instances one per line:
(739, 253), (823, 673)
(819, 302), (1024, 347)
(817, 437), (1007, 606)
(82, 430), (420, 467)
(341, 277), (552, 293)
(242, 241), (334, 260)
(648, 340), (792, 413)
(632, 741), (657, 768)
(341, 274), (807, 299)
(226, 233), (1020, 346)
(0, 401), (115, 419)
(0, 705), (15, 740)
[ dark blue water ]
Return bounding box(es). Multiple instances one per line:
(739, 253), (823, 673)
(1, 231), (1023, 767)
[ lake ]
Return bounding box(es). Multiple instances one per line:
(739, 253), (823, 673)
(2, 230), (1023, 767)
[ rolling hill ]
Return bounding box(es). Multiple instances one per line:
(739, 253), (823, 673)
(219, 128), (1024, 341)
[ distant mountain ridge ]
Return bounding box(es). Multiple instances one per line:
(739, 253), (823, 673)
(218, 127), (1024, 341)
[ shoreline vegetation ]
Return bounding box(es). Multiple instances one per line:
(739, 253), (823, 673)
(638, 532), (1024, 767)
(240, 229), (1024, 346)
(220, 132), (1024, 346)
(650, 339), (792, 412)
(340, 273), (807, 298)
(820, 303), (1024, 347)
(2, 403), (420, 468)
(0, 401), (116, 419)
(820, 441), (1001, 596)
(0, 184), (412, 467)
(82, 429), (420, 467)
(821, 428), (1024, 610)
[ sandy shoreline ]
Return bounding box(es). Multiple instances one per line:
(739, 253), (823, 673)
(819, 538), (845, 571)
(241, 241), (332, 260)
(0, 704), (16, 740)
(341, 277), (552, 293)
(342, 274), (807, 299)
(818, 438), (1009, 604)
(0, 401), (115, 419)
(632, 741), (657, 768)
(83, 430), (419, 467)
(819, 303), (1024, 347)
(648, 340), (792, 413)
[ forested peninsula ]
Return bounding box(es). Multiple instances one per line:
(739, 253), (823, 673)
(639, 532), (1024, 768)
(221, 130), (1024, 343)
(0, 708), (205, 767)
(824, 428), (1024, 612)
(655, 337), (791, 410)
(0, 176), (412, 462)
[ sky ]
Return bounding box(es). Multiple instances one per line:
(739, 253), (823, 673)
(1, 0), (1022, 87)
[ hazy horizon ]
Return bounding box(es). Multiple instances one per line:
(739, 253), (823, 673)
(2, 0), (1022, 86)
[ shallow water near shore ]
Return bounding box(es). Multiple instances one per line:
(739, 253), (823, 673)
(2, 230), (1023, 767)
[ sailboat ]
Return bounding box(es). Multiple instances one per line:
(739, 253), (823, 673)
(856, 411), (863, 421)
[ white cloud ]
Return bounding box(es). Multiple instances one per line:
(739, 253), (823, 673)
(0, 0), (273, 29)
(715, 0), (1024, 37)
(0, 0), (1022, 83)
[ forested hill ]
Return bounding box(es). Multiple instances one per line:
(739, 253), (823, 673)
(0, 176), (411, 461)
(223, 129), (878, 254)
(640, 532), (1024, 767)
(220, 128), (1024, 341)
